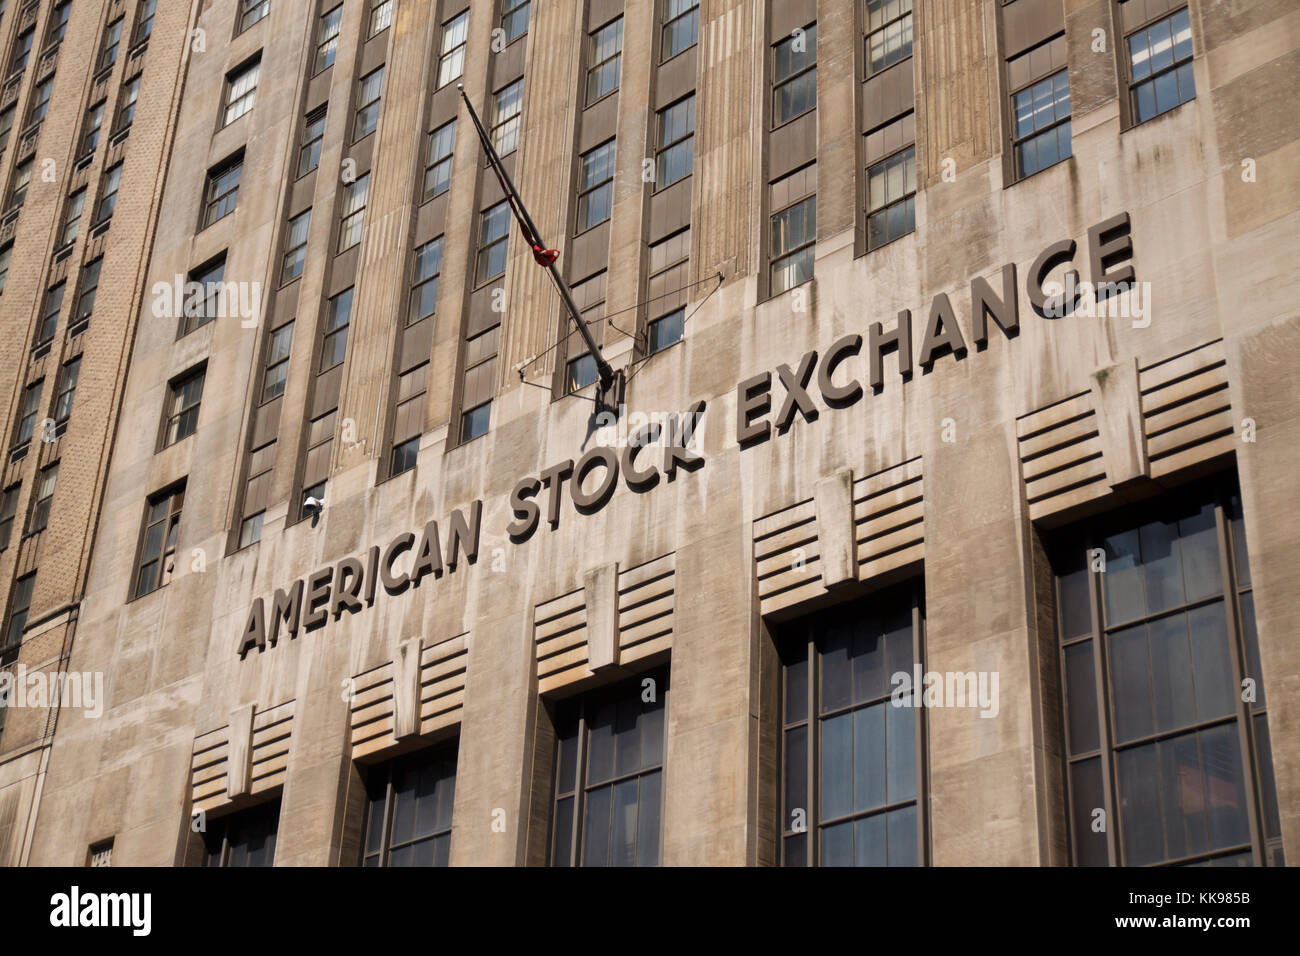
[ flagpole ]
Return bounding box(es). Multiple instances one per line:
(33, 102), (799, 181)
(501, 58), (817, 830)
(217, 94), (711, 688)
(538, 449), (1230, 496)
(458, 85), (620, 401)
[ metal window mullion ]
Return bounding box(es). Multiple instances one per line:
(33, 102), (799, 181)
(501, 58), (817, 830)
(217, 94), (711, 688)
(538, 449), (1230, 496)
(1085, 536), (1120, 866)
(807, 634), (817, 866)
(570, 709), (587, 866)
(1213, 498), (1264, 866)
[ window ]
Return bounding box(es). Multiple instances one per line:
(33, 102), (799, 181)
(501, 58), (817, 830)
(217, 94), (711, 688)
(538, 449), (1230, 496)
(180, 257), (225, 336)
(389, 364), (427, 476)
(561, 271), (605, 393)
(134, 484), (184, 598)
(0, 105), (14, 150)
(423, 119), (456, 201)
(27, 463), (56, 534)
(260, 321), (293, 403)
(338, 172), (369, 252)
(97, 18), (123, 74)
(771, 194), (816, 295)
(222, 57), (260, 127)
(576, 140), (615, 232)
(646, 228), (688, 352)
(89, 840), (114, 867)
(437, 11), (468, 88)
(239, 440), (274, 547)
(587, 18), (623, 103)
(647, 308), (683, 354)
(203, 801), (279, 867)
(490, 80), (522, 156)
(549, 670), (667, 866)
(80, 101), (105, 156)
(300, 414), (334, 519)
(0, 486), (18, 550)
(48, 1), (71, 44)
(1126, 6), (1194, 124)
(864, 117), (915, 251)
(320, 287), (353, 370)
(281, 209), (311, 283)
(459, 326), (499, 443)
(238, 0), (270, 34)
(27, 75), (52, 124)
(662, 0), (698, 61)
(314, 6), (342, 74)
(202, 155), (242, 228)
(54, 190), (81, 250)
(369, 0), (392, 37)
(3, 573), (34, 655)
(362, 743), (457, 865)
(475, 202), (509, 284)
(410, 237), (442, 324)
(53, 357), (79, 423)
(298, 108), (326, 177)
(93, 161), (122, 224)
(655, 95), (694, 189)
(0, 244), (9, 296)
(301, 480), (326, 521)
(36, 283), (64, 348)
(780, 585), (925, 866)
(8, 159), (32, 210)
(115, 74), (141, 132)
(133, 0), (156, 44)
(502, 0), (530, 44)
(354, 66), (384, 140)
(239, 511), (264, 548)
(9, 26), (32, 73)
(864, 0), (912, 76)
(1012, 67), (1071, 179)
(13, 380), (41, 447)
(1053, 483), (1283, 867)
(74, 257), (102, 326)
(773, 23), (816, 126)
(162, 367), (205, 448)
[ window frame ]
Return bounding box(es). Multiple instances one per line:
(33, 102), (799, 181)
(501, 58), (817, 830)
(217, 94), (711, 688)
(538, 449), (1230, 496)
(501, 0), (531, 46)
(353, 66), (385, 142)
(575, 138), (616, 234)
(772, 22), (818, 129)
(160, 365), (206, 449)
(436, 11), (469, 89)
(548, 667), (670, 867)
(586, 17), (624, 105)
(337, 172), (370, 253)
(26, 462), (56, 535)
(660, 0), (699, 63)
(221, 56), (261, 128)
(1053, 481), (1282, 867)
(474, 201), (510, 286)
(74, 257), (103, 329)
(360, 741), (458, 866)
(490, 79), (523, 157)
(202, 800), (280, 867)
(1123, 5), (1195, 127)
(769, 191), (817, 296)
(654, 94), (695, 192)
(53, 356), (79, 424)
(1009, 64), (1071, 181)
(864, 138), (916, 252)
(863, 0), (913, 79)
(281, 208), (311, 284)
(422, 119), (456, 202)
(237, 0), (270, 35)
(313, 5), (343, 75)
(320, 287), (354, 372)
(260, 320), (294, 404)
(132, 483), (185, 600)
(778, 582), (928, 866)
(201, 153), (244, 229)
(297, 107), (327, 178)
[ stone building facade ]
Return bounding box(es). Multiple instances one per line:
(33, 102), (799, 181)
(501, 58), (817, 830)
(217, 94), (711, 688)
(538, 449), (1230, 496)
(2, 0), (1297, 866)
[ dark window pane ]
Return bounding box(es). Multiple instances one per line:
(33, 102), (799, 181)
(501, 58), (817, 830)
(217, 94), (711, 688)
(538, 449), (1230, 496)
(581, 786), (611, 866)
(614, 694), (640, 777)
(552, 796), (574, 866)
(1058, 562), (1092, 640)
(852, 703), (886, 813)
(1116, 740), (1163, 865)
(1178, 502), (1220, 602)
(784, 725), (807, 824)
(1186, 602), (1234, 723)
(820, 712), (851, 821)
(1147, 612), (1197, 734)
(854, 813), (887, 866)
(1108, 622), (1153, 743)
(820, 820), (852, 866)
(1139, 517), (1181, 614)
(851, 625), (885, 704)
(640, 694), (665, 766)
(886, 804), (918, 866)
(1064, 639), (1100, 754)
(1238, 591), (1264, 710)
(1253, 715), (1281, 840)
(783, 831), (806, 867)
(1103, 528), (1144, 625)
(1069, 756), (1108, 865)
(886, 701), (916, 804)
(586, 701), (616, 785)
(1227, 495), (1251, 586)
(784, 645), (808, 723)
(820, 627), (851, 712)
(636, 770), (661, 866)
(610, 778), (638, 867)
(1200, 723), (1250, 854)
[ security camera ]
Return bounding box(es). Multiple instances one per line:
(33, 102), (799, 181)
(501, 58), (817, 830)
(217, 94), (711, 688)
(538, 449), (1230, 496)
(303, 495), (324, 516)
